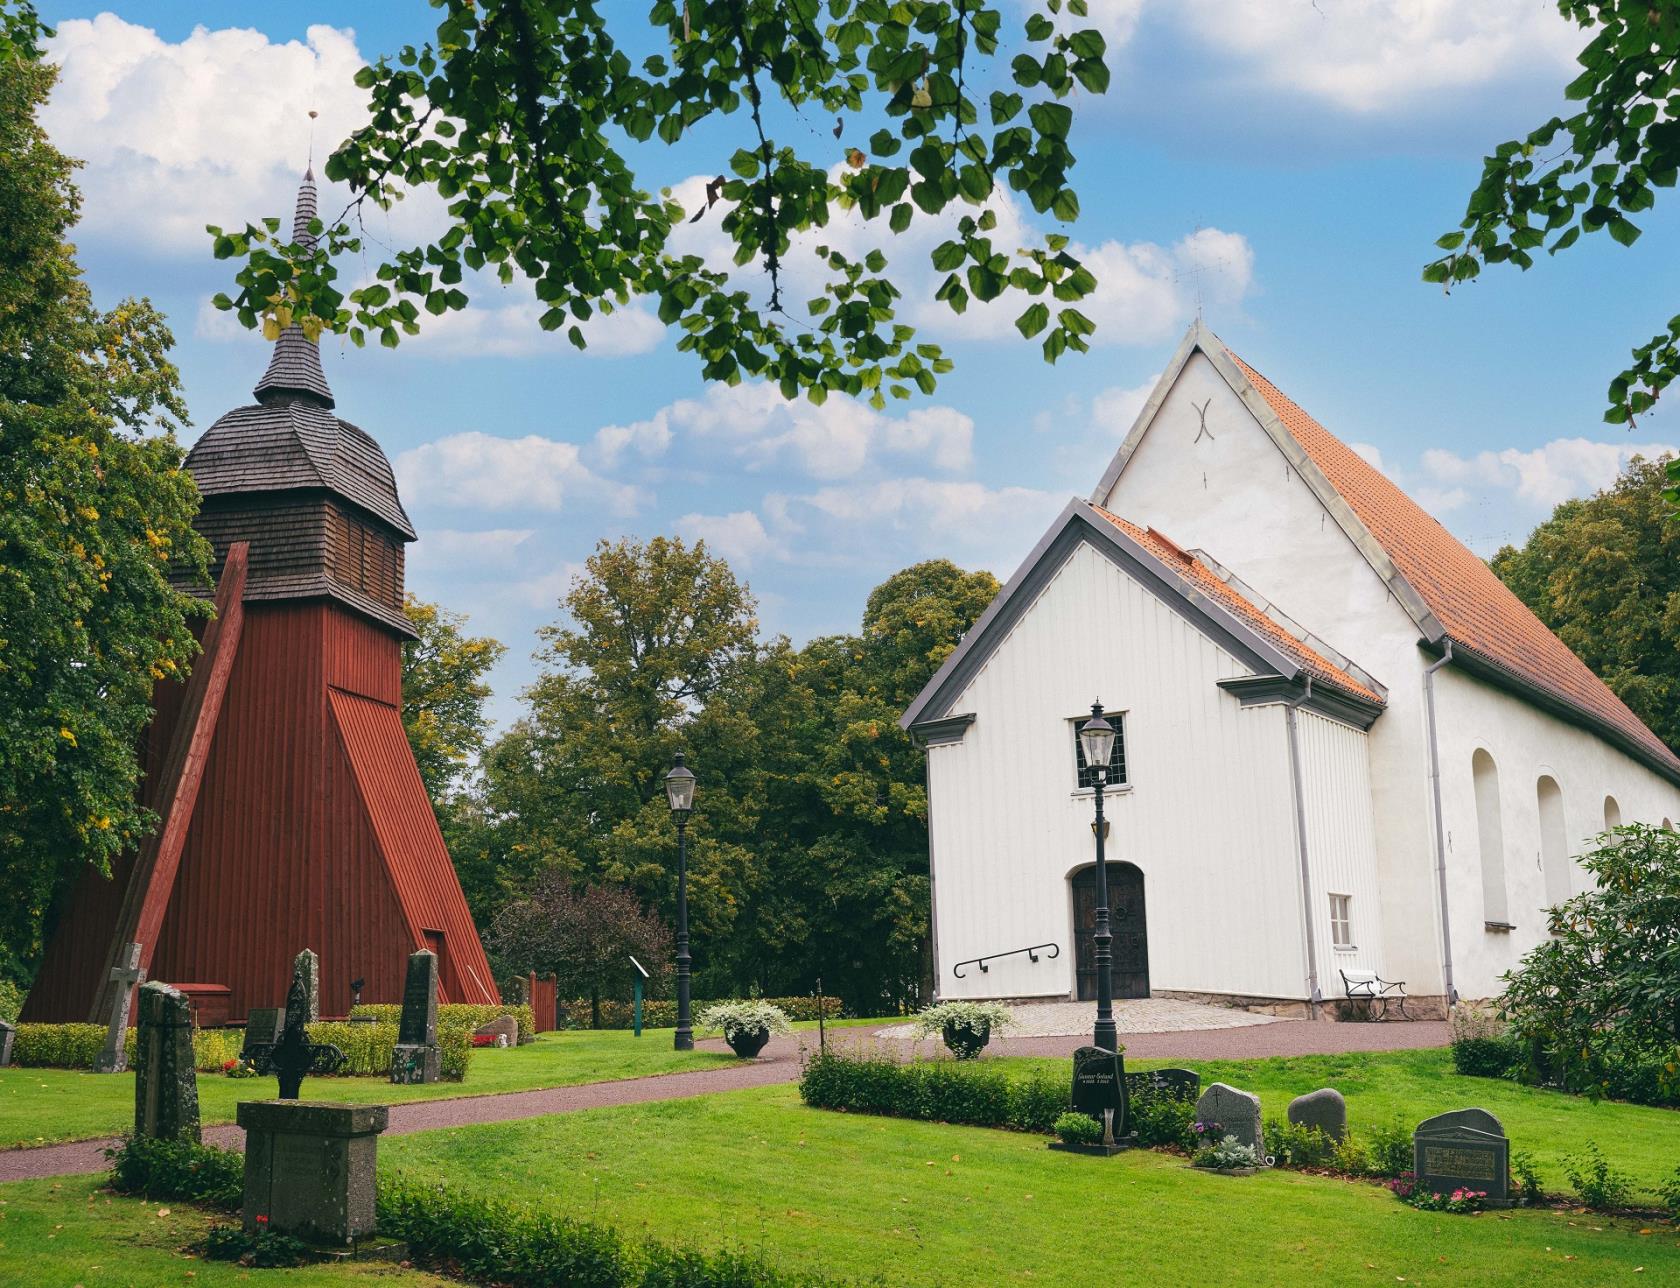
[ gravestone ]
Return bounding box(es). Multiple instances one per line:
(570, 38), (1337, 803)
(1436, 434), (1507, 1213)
(292, 948), (320, 1025)
(95, 941), (146, 1074)
(1126, 1067), (1200, 1103)
(133, 982), (199, 1143)
(1287, 1087), (1347, 1142)
(242, 1007), (284, 1059)
(0, 1018), (14, 1068)
(239, 1101), (388, 1245)
(1413, 1108), (1510, 1205)
(390, 950), (440, 1084)
(474, 1014), (517, 1048)
(1195, 1082), (1263, 1155)
(1071, 1045), (1126, 1140)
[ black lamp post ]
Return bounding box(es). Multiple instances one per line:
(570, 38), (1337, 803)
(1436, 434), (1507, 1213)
(664, 752), (696, 1052)
(1079, 702), (1118, 1054)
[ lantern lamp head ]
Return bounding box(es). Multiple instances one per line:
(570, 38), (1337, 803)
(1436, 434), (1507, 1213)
(1079, 702), (1115, 780)
(664, 751), (696, 821)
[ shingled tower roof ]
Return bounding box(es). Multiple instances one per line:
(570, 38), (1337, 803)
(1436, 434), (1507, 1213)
(252, 165), (334, 408)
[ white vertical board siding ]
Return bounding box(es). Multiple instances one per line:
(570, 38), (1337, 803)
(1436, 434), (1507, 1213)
(927, 540), (1308, 1002)
(1295, 711), (1385, 989)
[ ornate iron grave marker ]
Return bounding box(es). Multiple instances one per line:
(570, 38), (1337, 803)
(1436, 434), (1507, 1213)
(249, 974), (344, 1099)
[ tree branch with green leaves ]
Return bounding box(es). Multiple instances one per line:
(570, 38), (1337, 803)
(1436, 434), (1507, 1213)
(1424, 1), (1680, 513)
(207, 0), (1109, 410)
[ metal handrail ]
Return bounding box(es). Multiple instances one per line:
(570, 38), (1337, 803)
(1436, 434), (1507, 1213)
(952, 942), (1059, 979)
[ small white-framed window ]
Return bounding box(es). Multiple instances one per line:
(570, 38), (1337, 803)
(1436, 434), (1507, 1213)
(1328, 893), (1354, 950)
(1070, 711), (1128, 789)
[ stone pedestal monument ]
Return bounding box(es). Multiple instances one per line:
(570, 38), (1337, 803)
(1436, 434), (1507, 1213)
(134, 981), (200, 1143)
(390, 950), (441, 1084)
(239, 1101), (389, 1245)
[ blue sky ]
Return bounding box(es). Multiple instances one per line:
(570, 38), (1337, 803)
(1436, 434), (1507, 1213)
(36, 2), (1680, 727)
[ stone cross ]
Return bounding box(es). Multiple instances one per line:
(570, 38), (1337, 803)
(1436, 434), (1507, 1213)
(291, 948), (320, 1025)
(133, 981), (199, 1142)
(253, 973), (345, 1099)
(390, 949), (441, 1084)
(95, 941), (146, 1074)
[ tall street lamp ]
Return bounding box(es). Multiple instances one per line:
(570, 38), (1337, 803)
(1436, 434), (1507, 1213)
(664, 751), (696, 1052)
(1079, 702), (1118, 1054)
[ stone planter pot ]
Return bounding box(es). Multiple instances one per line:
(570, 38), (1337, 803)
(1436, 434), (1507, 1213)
(942, 1020), (990, 1060)
(726, 1025), (771, 1058)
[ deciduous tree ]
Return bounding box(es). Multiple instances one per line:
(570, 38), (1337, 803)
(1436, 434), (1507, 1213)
(400, 593), (506, 804)
(207, 0), (1109, 408)
(1491, 454), (1679, 751)
(1426, 2), (1680, 511)
(0, 3), (210, 984)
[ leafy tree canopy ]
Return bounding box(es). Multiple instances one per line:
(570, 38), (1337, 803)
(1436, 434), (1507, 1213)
(400, 593), (507, 804)
(208, 0), (1109, 409)
(1426, 1), (1680, 510)
(1491, 454), (1680, 752)
(0, 5), (210, 983)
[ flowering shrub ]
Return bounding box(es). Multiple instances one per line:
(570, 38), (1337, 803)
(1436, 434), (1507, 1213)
(697, 1000), (792, 1040)
(222, 1057), (258, 1079)
(199, 1220), (308, 1268)
(911, 1000), (1012, 1040)
(1388, 1173), (1488, 1213)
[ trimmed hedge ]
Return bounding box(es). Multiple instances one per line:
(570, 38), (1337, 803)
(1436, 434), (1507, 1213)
(11, 1023), (242, 1072)
(350, 1001), (538, 1045)
(308, 1020), (472, 1082)
(561, 995), (841, 1030)
(105, 1138), (839, 1285)
(798, 1050), (1067, 1133)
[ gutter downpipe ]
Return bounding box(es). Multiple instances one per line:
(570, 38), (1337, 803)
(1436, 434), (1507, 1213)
(1283, 676), (1322, 1018)
(1423, 640), (1459, 1010)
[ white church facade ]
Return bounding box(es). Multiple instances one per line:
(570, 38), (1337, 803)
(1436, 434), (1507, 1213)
(903, 323), (1680, 1015)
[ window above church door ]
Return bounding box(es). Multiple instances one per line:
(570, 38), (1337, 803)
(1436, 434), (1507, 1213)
(1071, 710), (1128, 789)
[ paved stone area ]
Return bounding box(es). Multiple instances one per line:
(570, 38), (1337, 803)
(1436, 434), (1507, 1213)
(0, 1018), (1450, 1183)
(875, 998), (1277, 1039)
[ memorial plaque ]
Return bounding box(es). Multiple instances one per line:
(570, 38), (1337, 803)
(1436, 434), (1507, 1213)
(1413, 1108), (1510, 1206)
(1125, 1067), (1200, 1103)
(242, 1007), (283, 1059)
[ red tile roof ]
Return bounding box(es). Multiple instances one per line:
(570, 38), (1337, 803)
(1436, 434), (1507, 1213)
(1225, 348), (1680, 774)
(1092, 505), (1385, 706)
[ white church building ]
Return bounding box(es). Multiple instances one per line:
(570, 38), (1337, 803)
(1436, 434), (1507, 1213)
(903, 322), (1680, 1016)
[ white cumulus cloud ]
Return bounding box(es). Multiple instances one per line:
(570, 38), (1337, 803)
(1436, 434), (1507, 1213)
(395, 432), (642, 515)
(408, 528), (535, 571)
(676, 511), (775, 566)
(1422, 437), (1677, 509)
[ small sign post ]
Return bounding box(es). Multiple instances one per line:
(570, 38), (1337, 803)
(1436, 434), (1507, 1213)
(628, 955), (650, 1038)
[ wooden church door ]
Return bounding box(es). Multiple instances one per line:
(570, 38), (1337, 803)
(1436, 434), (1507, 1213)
(1071, 863), (1149, 1000)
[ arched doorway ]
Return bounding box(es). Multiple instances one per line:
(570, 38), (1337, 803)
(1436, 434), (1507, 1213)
(1071, 863), (1149, 1000)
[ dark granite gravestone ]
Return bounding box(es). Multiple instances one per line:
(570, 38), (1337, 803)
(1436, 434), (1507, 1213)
(0, 1018), (14, 1068)
(390, 950), (440, 1084)
(1125, 1067), (1201, 1103)
(1194, 1082), (1264, 1156)
(292, 948), (320, 1025)
(242, 1008), (284, 1059)
(1049, 1045), (1135, 1154)
(1413, 1108), (1510, 1206)
(239, 1101), (388, 1245)
(95, 941), (146, 1074)
(133, 982), (199, 1143)
(1288, 1087), (1347, 1142)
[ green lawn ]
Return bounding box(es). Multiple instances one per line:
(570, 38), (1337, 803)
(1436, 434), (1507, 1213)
(0, 1175), (447, 1288)
(0, 1028), (750, 1148)
(380, 1081), (1680, 1286)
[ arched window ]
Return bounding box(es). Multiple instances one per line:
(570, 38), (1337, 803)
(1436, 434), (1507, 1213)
(1537, 776), (1570, 907)
(1603, 796), (1622, 831)
(1472, 750), (1508, 926)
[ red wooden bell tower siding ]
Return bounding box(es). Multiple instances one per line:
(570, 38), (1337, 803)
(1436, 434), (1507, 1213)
(24, 171), (498, 1023)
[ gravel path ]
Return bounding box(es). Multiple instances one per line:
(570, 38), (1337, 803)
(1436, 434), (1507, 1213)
(0, 1019), (1448, 1183)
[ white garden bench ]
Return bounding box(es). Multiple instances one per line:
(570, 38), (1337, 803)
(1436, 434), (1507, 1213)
(1339, 968), (1410, 1021)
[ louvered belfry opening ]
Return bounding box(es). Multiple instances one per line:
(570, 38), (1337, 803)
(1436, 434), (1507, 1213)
(21, 171), (499, 1025)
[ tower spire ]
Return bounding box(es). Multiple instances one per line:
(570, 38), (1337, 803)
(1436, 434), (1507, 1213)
(253, 167), (333, 409)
